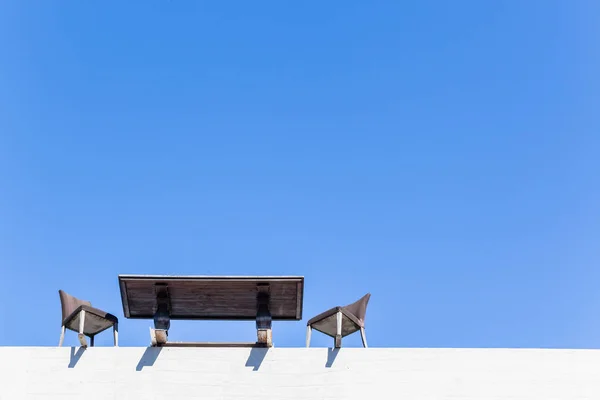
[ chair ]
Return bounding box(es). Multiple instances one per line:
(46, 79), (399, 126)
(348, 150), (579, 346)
(306, 293), (371, 348)
(58, 290), (119, 347)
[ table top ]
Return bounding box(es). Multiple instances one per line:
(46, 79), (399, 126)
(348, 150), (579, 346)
(118, 275), (304, 320)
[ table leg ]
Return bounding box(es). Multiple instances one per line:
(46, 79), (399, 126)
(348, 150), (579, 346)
(256, 284), (272, 347)
(151, 284), (170, 346)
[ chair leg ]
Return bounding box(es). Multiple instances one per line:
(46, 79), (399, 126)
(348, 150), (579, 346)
(113, 322), (118, 347)
(335, 311), (342, 348)
(90, 335), (95, 347)
(360, 327), (368, 348)
(306, 325), (312, 348)
(59, 325), (66, 347)
(78, 310), (88, 348)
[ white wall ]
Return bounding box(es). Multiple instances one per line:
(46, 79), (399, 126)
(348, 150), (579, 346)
(1, 347), (599, 399)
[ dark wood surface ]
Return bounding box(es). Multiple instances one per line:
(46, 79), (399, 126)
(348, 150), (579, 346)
(119, 275), (304, 320)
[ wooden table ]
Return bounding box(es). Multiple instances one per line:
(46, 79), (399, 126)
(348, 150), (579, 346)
(118, 275), (304, 347)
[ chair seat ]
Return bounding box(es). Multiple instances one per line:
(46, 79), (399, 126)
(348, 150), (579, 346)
(307, 306), (363, 338)
(64, 305), (118, 336)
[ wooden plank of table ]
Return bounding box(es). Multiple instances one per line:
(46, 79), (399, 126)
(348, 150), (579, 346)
(119, 275), (304, 320)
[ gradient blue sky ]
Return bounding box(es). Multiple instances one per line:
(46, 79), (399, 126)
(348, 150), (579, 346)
(1, 1), (599, 348)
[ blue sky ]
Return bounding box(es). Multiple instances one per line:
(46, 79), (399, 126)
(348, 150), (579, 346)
(1, 1), (599, 348)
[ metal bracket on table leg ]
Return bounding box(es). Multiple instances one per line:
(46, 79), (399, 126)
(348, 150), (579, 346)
(256, 284), (272, 347)
(151, 284), (171, 346)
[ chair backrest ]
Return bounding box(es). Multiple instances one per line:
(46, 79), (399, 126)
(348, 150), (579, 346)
(342, 293), (371, 326)
(58, 290), (92, 325)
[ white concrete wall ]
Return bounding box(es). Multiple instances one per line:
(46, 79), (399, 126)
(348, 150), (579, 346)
(1, 347), (599, 399)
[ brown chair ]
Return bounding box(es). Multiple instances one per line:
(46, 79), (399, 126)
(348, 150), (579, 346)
(58, 290), (119, 347)
(306, 293), (371, 348)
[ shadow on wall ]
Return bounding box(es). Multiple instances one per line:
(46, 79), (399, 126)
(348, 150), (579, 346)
(70, 345), (340, 370)
(136, 347), (163, 371)
(68, 346), (86, 368)
(325, 348), (339, 368)
(245, 347), (268, 371)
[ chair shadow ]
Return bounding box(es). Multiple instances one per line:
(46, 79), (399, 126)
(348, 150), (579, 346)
(136, 347), (163, 371)
(68, 346), (86, 368)
(245, 347), (268, 371)
(325, 348), (339, 368)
